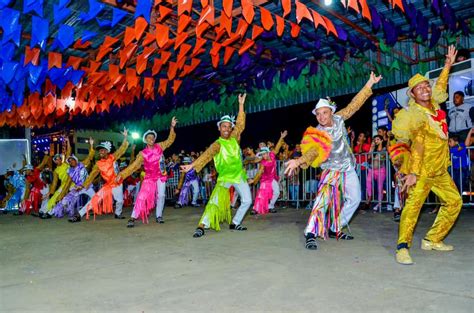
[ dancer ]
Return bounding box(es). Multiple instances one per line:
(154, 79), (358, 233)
(174, 156), (200, 208)
(285, 72), (382, 250)
(69, 128), (129, 222)
(249, 130), (287, 214)
(22, 155), (50, 215)
(390, 45), (462, 265)
(51, 138), (96, 218)
(181, 94), (252, 237)
(2, 168), (26, 213)
(117, 117), (177, 228)
(43, 137), (72, 218)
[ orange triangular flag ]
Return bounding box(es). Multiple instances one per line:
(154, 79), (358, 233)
(143, 45), (157, 58)
(96, 46), (112, 62)
(143, 32), (155, 46)
(198, 5), (215, 26)
(241, 0), (254, 24)
(66, 56), (83, 69)
(192, 38), (207, 57)
(178, 14), (193, 33)
(260, 7), (274, 31)
(295, 1), (313, 24)
(223, 0), (233, 17)
(210, 42), (222, 56)
(282, 0), (291, 18)
(167, 62), (178, 80)
(310, 9), (327, 30)
(73, 40), (91, 49)
(134, 16), (148, 41)
(159, 78), (168, 96)
(321, 16), (338, 37)
(224, 46), (235, 65)
(392, 0), (405, 13)
(236, 18), (249, 37)
(178, 0), (193, 16)
(211, 53), (220, 68)
(347, 0), (360, 13)
(119, 44), (138, 69)
(220, 12), (232, 36)
(161, 51), (172, 64)
(159, 5), (173, 22)
(136, 54), (148, 75)
(126, 68), (139, 90)
(290, 22), (301, 38)
(24, 46), (40, 66)
(238, 38), (254, 56)
(178, 43), (193, 60)
(124, 26), (135, 46)
(275, 15), (285, 37)
(175, 32), (189, 50)
(359, 0), (372, 21)
(48, 52), (62, 69)
(155, 23), (170, 48)
(103, 36), (120, 48)
(173, 80), (183, 95)
(252, 25), (264, 40)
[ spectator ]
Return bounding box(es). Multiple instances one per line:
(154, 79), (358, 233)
(354, 132), (371, 207)
(456, 48), (470, 62)
(366, 135), (387, 212)
(377, 126), (389, 147)
(291, 144), (302, 158)
(287, 166), (300, 207)
(448, 91), (474, 143)
(449, 135), (470, 193)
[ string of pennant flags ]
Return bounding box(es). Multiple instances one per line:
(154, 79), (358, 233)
(0, 0), (470, 128)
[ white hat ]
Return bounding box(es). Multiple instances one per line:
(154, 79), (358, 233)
(257, 147), (271, 157)
(142, 130), (157, 143)
(182, 157), (192, 164)
(95, 141), (112, 152)
(53, 153), (64, 161)
(67, 155), (79, 164)
(119, 161), (128, 168)
(24, 164), (34, 171)
(217, 115), (235, 128)
(312, 98), (337, 115)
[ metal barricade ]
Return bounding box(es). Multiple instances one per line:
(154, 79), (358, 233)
(164, 148), (474, 209)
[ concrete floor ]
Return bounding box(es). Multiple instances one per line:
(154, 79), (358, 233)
(0, 206), (473, 313)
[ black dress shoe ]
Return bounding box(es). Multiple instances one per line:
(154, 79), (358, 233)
(127, 219), (135, 228)
(114, 214), (126, 219)
(269, 209), (277, 213)
(156, 217), (164, 223)
(229, 223), (247, 231)
(68, 215), (81, 223)
(40, 213), (52, 219)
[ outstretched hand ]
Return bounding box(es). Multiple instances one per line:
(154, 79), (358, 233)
(366, 71), (383, 88)
(121, 127), (128, 138)
(89, 137), (94, 146)
(238, 93), (247, 106)
(445, 45), (458, 67)
(171, 116), (178, 128)
(401, 174), (417, 193)
(284, 159), (300, 176)
(280, 130), (288, 139)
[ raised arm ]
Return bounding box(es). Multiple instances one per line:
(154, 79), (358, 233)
(82, 137), (95, 168)
(231, 93), (247, 141)
(175, 171), (186, 192)
(82, 165), (100, 189)
(130, 144), (136, 162)
(113, 127), (129, 160)
(435, 45), (457, 94)
(284, 148), (319, 176)
(118, 152), (144, 181)
(182, 142), (221, 173)
(37, 154), (51, 170)
(158, 117), (178, 151)
(336, 72), (382, 120)
(65, 137), (72, 158)
(273, 130), (288, 155)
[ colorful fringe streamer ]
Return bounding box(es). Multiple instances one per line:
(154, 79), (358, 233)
(199, 182), (231, 231)
(307, 169), (345, 239)
(86, 185), (114, 220)
(133, 179), (158, 223)
(253, 180), (274, 214)
(300, 127), (332, 168)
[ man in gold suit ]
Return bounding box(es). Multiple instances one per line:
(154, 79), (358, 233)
(392, 45), (462, 265)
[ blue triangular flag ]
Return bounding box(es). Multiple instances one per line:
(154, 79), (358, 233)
(81, 30), (97, 44)
(1, 61), (18, 83)
(0, 42), (15, 61)
(135, 0), (152, 23)
(96, 17), (111, 28)
(57, 24), (74, 50)
(112, 7), (128, 27)
(58, 0), (71, 7)
(53, 4), (71, 25)
(0, 0), (12, 9)
(31, 16), (49, 50)
(80, 0), (104, 23)
(23, 0), (44, 17)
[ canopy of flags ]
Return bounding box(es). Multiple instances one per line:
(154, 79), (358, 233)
(0, 0), (471, 129)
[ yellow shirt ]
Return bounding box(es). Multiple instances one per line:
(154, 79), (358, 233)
(392, 66), (451, 177)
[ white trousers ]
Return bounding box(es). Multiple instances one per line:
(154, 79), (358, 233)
(78, 184), (124, 217)
(39, 185), (50, 214)
(305, 167), (361, 235)
(269, 179), (280, 209)
(201, 179), (252, 227)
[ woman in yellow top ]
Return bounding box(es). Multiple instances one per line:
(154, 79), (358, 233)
(391, 45), (462, 265)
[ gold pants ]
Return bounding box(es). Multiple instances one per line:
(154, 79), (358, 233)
(398, 171), (462, 246)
